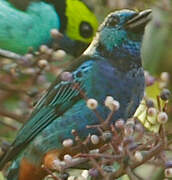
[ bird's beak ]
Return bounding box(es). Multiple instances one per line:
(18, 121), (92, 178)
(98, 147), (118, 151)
(125, 9), (152, 32)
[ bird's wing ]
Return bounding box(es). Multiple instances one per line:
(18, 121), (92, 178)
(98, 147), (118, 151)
(0, 58), (94, 168)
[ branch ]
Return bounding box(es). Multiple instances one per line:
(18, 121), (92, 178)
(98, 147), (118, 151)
(0, 107), (25, 123)
(0, 120), (17, 130)
(0, 82), (28, 94)
(0, 48), (26, 62)
(108, 142), (164, 179)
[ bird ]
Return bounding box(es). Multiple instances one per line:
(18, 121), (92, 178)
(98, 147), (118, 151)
(0, 9), (151, 180)
(0, 0), (98, 57)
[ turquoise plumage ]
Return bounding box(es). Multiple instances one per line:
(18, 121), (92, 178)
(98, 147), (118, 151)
(0, 0), (98, 56)
(0, 1), (59, 54)
(0, 9), (151, 180)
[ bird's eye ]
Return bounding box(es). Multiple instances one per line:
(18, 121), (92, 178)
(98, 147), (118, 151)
(108, 17), (119, 27)
(79, 21), (93, 38)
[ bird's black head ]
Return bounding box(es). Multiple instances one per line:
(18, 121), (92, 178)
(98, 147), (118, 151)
(48, 0), (98, 57)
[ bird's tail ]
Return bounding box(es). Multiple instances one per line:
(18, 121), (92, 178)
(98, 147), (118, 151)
(0, 151), (8, 170)
(0, 146), (13, 170)
(0, 150), (20, 180)
(6, 159), (20, 180)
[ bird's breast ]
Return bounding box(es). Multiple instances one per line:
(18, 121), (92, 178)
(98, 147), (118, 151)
(90, 60), (144, 120)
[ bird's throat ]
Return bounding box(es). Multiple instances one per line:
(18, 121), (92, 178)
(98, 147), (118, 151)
(96, 42), (142, 72)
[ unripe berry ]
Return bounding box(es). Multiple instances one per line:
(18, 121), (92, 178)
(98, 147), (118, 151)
(51, 29), (60, 38)
(102, 131), (112, 141)
(160, 72), (170, 82)
(160, 89), (171, 101)
(126, 118), (135, 126)
(24, 53), (34, 61)
(60, 72), (73, 81)
(64, 154), (72, 162)
(157, 112), (168, 124)
(105, 96), (114, 107)
(147, 107), (157, 117)
(68, 176), (77, 180)
(89, 168), (99, 177)
(146, 99), (154, 108)
(115, 119), (125, 129)
(165, 161), (172, 168)
(144, 71), (155, 86)
(134, 151), (143, 162)
(165, 168), (172, 178)
(53, 50), (66, 60)
(87, 99), (98, 110)
(82, 170), (89, 179)
(105, 96), (120, 111)
(39, 45), (49, 53)
(89, 149), (99, 154)
(38, 59), (48, 68)
(91, 135), (99, 145)
(62, 139), (73, 147)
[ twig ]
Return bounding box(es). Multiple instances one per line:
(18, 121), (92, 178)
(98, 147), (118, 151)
(131, 142), (164, 169)
(31, 68), (44, 85)
(77, 153), (122, 160)
(48, 157), (88, 172)
(103, 110), (115, 127)
(0, 48), (26, 62)
(42, 165), (60, 180)
(108, 142), (164, 179)
(0, 107), (25, 123)
(0, 120), (18, 130)
(126, 167), (138, 180)
(156, 96), (161, 111)
(0, 82), (28, 94)
(90, 157), (105, 177)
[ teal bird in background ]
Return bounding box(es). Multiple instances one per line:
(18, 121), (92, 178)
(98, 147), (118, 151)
(0, 0), (98, 56)
(0, 9), (151, 180)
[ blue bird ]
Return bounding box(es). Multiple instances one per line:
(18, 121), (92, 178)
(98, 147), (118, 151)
(0, 0), (98, 56)
(0, 9), (151, 180)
